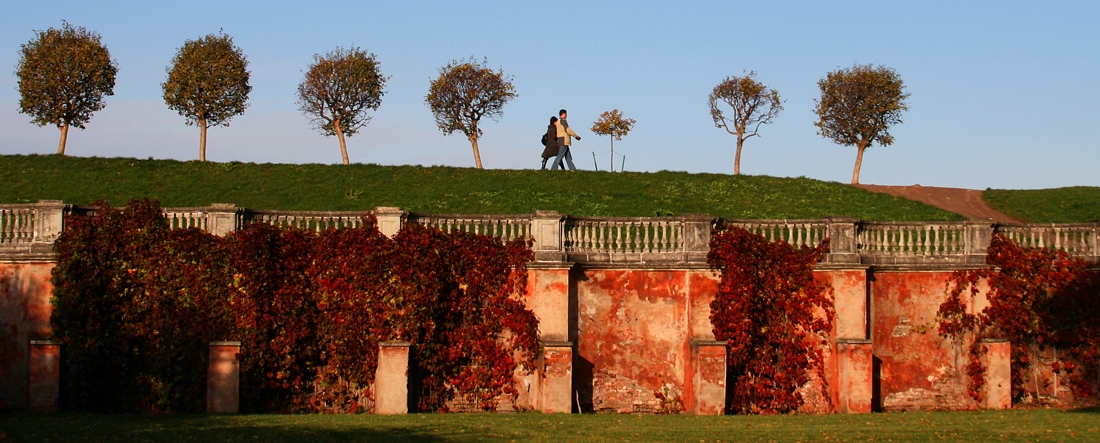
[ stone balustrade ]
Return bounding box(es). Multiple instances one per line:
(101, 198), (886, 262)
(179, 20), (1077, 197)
(4, 201), (1100, 266)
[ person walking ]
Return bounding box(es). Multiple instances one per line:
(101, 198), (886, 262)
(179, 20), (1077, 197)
(541, 116), (561, 170)
(551, 109), (580, 170)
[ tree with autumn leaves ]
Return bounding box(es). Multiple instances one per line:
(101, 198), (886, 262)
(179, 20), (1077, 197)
(814, 64), (909, 184)
(162, 33), (252, 162)
(590, 109), (635, 172)
(425, 57), (516, 169)
(16, 22), (118, 155)
(709, 72), (783, 175)
(297, 47), (388, 165)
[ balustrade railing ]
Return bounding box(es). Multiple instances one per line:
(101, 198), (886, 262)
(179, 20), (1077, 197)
(997, 224), (1097, 256)
(724, 220), (829, 249)
(163, 208), (211, 231)
(245, 210), (368, 232)
(0, 206), (36, 244)
(858, 222), (968, 256)
(5, 201), (1100, 264)
(564, 217), (684, 254)
(408, 213), (531, 242)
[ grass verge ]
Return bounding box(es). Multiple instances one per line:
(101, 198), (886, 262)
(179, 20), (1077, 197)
(1, 409), (1098, 442)
(984, 187), (1100, 223)
(0, 154), (959, 220)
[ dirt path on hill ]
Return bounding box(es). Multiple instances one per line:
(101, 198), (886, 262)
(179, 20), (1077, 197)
(856, 184), (1021, 223)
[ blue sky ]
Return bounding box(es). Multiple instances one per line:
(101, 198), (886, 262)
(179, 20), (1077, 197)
(2, 1), (1097, 190)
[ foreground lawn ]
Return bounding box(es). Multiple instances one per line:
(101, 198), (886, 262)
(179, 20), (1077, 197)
(0, 154), (958, 221)
(984, 187), (1100, 223)
(1, 409), (1097, 443)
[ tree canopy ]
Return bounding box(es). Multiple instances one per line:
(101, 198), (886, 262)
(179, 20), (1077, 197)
(16, 22), (117, 155)
(425, 57), (516, 169)
(162, 33), (251, 162)
(708, 72), (782, 175)
(814, 64), (909, 184)
(297, 47), (387, 165)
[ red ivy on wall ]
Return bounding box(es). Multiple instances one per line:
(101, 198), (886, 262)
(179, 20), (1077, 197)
(50, 199), (538, 413)
(937, 234), (1100, 404)
(707, 226), (834, 414)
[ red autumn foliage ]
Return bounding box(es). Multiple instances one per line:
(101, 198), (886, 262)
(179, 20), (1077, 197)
(937, 233), (1100, 404)
(708, 226), (833, 414)
(50, 199), (538, 413)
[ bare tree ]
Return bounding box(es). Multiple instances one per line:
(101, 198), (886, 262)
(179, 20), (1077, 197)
(708, 72), (782, 175)
(425, 57), (516, 169)
(590, 109), (636, 172)
(16, 22), (117, 155)
(162, 33), (251, 162)
(297, 47), (387, 165)
(814, 64), (909, 184)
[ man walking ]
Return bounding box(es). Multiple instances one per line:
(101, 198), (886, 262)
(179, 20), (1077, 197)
(551, 109), (580, 170)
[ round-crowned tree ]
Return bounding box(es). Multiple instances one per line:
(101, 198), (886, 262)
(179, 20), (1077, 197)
(163, 33), (251, 162)
(16, 22), (117, 155)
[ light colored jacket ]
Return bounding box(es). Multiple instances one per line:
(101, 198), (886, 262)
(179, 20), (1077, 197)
(556, 120), (579, 146)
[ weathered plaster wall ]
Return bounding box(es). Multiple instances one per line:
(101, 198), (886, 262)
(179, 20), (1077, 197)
(0, 262), (54, 410)
(572, 269), (718, 413)
(870, 270), (978, 411)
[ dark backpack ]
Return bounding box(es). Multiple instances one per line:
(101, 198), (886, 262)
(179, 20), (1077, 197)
(541, 133), (548, 146)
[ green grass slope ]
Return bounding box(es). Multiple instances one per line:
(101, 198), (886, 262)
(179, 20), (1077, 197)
(984, 187), (1100, 223)
(0, 154), (960, 221)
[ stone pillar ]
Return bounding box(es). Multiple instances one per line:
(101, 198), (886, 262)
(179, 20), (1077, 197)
(31, 200), (66, 254)
(965, 220), (995, 265)
(690, 340), (727, 415)
(681, 214), (714, 263)
(981, 338), (1011, 410)
(836, 339), (873, 414)
(532, 211), (565, 262)
(826, 217), (860, 264)
(28, 339), (61, 413)
(540, 341), (572, 413)
(206, 204), (239, 237)
(207, 341), (240, 413)
(375, 341), (410, 414)
(373, 207), (406, 238)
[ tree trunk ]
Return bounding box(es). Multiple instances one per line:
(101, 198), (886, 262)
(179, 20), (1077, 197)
(469, 134), (483, 169)
(57, 124), (69, 155)
(335, 120), (349, 165)
(610, 137), (615, 172)
(734, 135), (744, 176)
(851, 143), (866, 184)
(199, 117), (208, 162)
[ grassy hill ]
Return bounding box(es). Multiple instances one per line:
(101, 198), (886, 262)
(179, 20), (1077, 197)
(984, 187), (1100, 223)
(0, 154), (961, 221)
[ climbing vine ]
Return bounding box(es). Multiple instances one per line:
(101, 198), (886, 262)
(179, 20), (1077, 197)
(50, 199), (538, 413)
(937, 234), (1100, 404)
(708, 226), (833, 414)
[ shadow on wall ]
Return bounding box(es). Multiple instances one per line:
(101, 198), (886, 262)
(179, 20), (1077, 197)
(569, 266), (594, 413)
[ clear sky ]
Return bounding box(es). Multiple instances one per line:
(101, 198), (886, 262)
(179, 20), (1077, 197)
(1, 1), (1097, 190)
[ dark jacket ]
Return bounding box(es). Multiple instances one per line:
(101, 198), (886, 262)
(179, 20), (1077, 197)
(541, 123), (559, 159)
